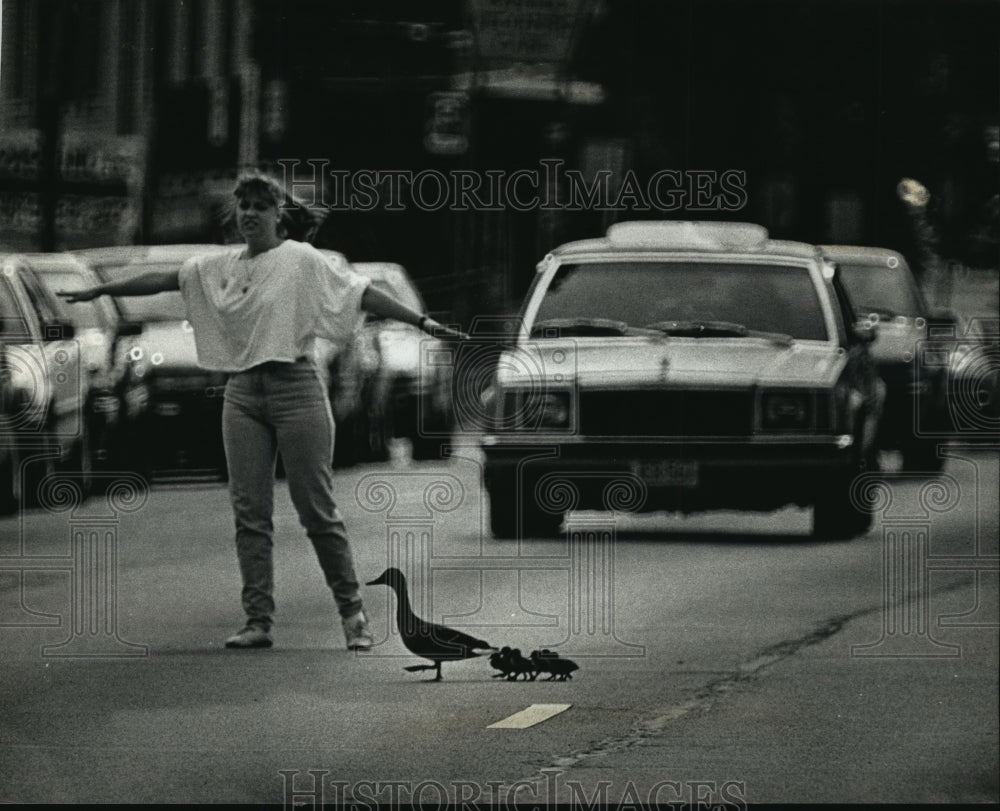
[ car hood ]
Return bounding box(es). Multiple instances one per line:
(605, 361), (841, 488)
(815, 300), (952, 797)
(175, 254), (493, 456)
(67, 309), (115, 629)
(498, 337), (846, 389)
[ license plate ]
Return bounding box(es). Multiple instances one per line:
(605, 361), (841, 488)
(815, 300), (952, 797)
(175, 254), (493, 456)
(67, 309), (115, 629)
(154, 402), (181, 417)
(631, 459), (699, 487)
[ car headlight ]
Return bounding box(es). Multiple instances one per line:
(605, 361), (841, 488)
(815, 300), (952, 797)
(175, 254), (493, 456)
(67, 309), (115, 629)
(500, 389), (573, 431)
(761, 391), (812, 431)
(537, 392), (570, 428)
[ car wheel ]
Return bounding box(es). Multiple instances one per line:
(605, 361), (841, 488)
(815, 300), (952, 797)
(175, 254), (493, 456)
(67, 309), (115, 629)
(411, 398), (452, 462)
(411, 415), (446, 461)
(812, 449), (877, 540)
(366, 405), (392, 463)
(332, 412), (362, 467)
(122, 422), (155, 486)
(901, 439), (946, 473)
(19, 446), (57, 509)
(487, 473), (563, 539)
(58, 422), (93, 499)
(487, 476), (517, 538)
(411, 435), (442, 461)
(0, 444), (20, 515)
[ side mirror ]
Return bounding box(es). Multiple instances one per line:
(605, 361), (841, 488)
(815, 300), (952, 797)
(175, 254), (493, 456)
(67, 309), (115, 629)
(851, 321), (879, 344)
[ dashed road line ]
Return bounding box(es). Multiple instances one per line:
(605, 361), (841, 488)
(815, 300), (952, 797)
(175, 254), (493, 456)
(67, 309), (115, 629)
(488, 704), (572, 729)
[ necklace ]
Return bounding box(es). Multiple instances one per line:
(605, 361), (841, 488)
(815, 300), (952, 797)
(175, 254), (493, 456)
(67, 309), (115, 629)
(222, 253), (260, 296)
(236, 240), (283, 293)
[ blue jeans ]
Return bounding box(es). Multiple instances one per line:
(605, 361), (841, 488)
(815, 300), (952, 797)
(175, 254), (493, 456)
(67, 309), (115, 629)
(222, 359), (363, 630)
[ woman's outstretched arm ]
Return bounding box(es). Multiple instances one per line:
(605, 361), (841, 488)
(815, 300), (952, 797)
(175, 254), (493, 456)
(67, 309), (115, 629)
(361, 286), (468, 340)
(58, 269), (181, 303)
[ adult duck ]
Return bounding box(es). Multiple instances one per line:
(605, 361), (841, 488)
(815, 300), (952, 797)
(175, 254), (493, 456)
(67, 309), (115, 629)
(366, 568), (495, 681)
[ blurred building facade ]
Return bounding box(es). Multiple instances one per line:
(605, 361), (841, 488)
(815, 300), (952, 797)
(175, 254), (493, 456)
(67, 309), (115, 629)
(0, 0), (256, 250)
(1, 0), (996, 322)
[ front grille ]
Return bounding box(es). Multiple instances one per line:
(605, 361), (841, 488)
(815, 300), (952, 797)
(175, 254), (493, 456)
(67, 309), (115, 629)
(578, 390), (754, 438)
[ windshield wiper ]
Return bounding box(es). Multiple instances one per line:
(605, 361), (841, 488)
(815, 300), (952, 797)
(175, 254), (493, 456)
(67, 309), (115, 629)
(530, 317), (632, 337)
(644, 320), (749, 337)
(644, 320), (794, 346)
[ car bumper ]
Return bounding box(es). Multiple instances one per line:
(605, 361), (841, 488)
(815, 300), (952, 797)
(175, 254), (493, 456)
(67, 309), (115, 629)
(481, 435), (860, 512)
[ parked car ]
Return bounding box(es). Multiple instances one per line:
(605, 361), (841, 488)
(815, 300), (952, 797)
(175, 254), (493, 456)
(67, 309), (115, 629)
(351, 261), (455, 461)
(21, 254), (145, 475)
(947, 316), (1000, 435)
(0, 254), (92, 509)
(480, 221), (885, 540)
(0, 332), (21, 513)
(278, 250), (383, 468)
(323, 323), (385, 468)
(74, 245), (235, 480)
(821, 245), (954, 471)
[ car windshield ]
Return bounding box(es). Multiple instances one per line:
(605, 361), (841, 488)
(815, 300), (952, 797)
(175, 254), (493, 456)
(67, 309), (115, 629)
(93, 262), (187, 322)
(531, 261), (829, 341)
(33, 270), (104, 329)
(836, 262), (923, 318)
(0, 275), (31, 336)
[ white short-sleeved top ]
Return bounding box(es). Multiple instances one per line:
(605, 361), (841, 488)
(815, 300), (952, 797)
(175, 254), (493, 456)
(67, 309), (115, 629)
(178, 240), (370, 373)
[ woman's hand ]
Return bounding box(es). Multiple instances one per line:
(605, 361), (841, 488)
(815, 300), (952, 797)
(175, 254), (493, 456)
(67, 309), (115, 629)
(57, 288), (101, 303)
(420, 316), (469, 341)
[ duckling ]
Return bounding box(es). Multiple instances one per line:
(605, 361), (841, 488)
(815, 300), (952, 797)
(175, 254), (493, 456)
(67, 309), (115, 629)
(366, 568), (495, 681)
(489, 646), (515, 678)
(530, 648), (580, 681)
(505, 648), (536, 681)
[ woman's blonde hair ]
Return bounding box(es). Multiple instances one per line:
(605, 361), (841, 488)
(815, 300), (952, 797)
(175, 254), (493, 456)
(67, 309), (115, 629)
(230, 171), (325, 242)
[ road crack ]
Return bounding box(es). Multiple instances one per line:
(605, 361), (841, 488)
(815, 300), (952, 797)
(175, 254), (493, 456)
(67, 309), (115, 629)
(535, 576), (975, 773)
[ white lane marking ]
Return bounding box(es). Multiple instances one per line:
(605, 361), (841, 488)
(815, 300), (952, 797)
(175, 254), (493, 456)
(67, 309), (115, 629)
(487, 704), (572, 729)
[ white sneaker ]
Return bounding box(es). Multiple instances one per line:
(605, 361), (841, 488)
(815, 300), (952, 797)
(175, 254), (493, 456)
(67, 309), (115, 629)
(342, 611), (374, 650)
(224, 625), (273, 649)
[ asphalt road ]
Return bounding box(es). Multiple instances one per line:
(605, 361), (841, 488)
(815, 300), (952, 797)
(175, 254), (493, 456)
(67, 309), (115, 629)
(1, 445), (997, 805)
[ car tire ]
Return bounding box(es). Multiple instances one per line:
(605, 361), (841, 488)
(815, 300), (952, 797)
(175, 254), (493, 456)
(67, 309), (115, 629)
(19, 445), (57, 509)
(332, 411), (362, 468)
(411, 393), (455, 462)
(0, 443), (20, 515)
(127, 436), (155, 487)
(901, 439), (946, 473)
(411, 418), (449, 461)
(812, 448), (877, 540)
(411, 436), (441, 461)
(487, 473), (563, 539)
(366, 407), (392, 463)
(487, 477), (517, 538)
(59, 422), (93, 499)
